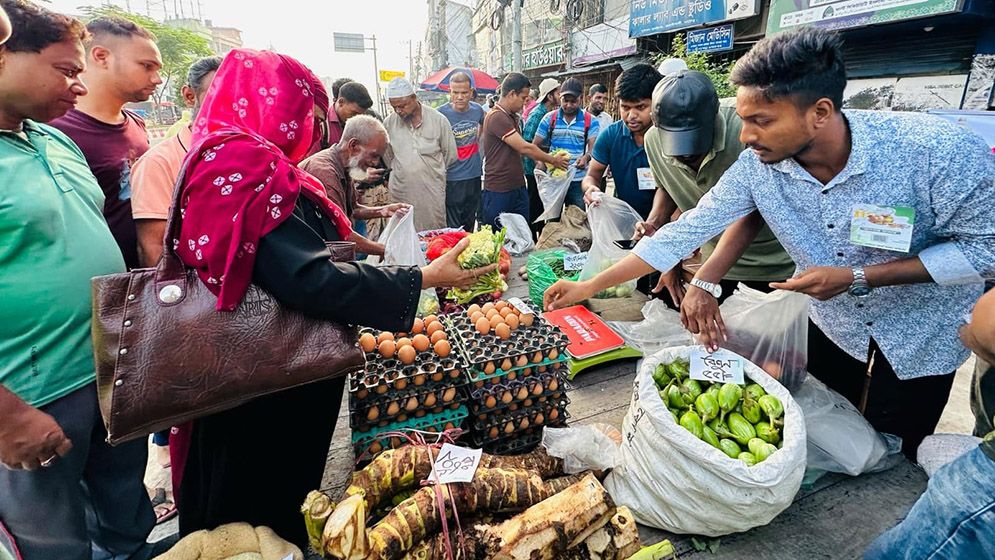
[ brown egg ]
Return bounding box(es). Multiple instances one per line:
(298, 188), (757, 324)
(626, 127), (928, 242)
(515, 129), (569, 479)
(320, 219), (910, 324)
(366, 406), (380, 421)
(377, 331), (394, 344)
(516, 355), (528, 368)
(516, 386), (528, 400)
(500, 358), (513, 371)
(506, 371), (518, 381)
(467, 304), (481, 316)
(412, 334), (431, 352)
(500, 389), (513, 404)
(426, 321), (444, 337)
(397, 345), (416, 365)
(484, 309), (499, 321)
(386, 401), (400, 416)
(469, 311), (485, 324)
(548, 378), (559, 391)
(519, 417), (530, 430)
(378, 339), (396, 359)
(442, 387), (456, 402)
(410, 318), (425, 335)
(430, 330), (447, 344)
(434, 339), (452, 358)
(423, 314), (439, 326)
(495, 300), (509, 310)
(534, 412), (545, 425)
(495, 323), (511, 340)
(548, 349), (559, 360)
(484, 395), (497, 408)
(368, 441), (383, 454)
(423, 392), (437, 407)
(549, 408), (560, 421)
(405, 396), (419, 411)
(504, 421), (515, 434)
(484, 361), (496, 375)
(481, 302), (495, 313)
(359, 332), (377, 353)
(531, 382), (543, 396)
(396, 337), (412, 348)
(499, 307), (515, 319)
(394, 377), (408, 390)
(505, 314), (520, 330)
(488, 426), (499, 439)
(520, 313), (535, 327)
(475, 317), (491, 335)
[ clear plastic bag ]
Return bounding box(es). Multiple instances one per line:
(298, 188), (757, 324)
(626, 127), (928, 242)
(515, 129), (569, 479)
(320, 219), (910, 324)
(579, 195), (642, 299)
(719, 285), (810, 392)
(534, 167), (577, 222)
(793, 374), (902, 477)
(607, 299), (695, 354)
(542, 424), (621, 474)
(498, 212), (535, 256)
(373, 211), (440, 315)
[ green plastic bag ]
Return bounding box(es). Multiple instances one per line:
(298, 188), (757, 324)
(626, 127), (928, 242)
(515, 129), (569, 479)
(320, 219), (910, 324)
(527, 248), (580, 308)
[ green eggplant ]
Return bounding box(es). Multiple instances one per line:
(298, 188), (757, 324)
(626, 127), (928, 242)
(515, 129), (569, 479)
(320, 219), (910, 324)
(718, 438), (741, 459)
(727, 412), (757, 446)
(754, 442), (778, 462)
(679, 410), (705, 440)
(652, 364), (672, 388)
(701, 425), (721, 448)
(744, 383), (767, 401)
(738, 452), (758, 467)
(709, 417), (734, 439)
(748, 438), (766, 456)
(667, 359), (690, 380)
(759, 394), (784, 422)
(742, 397), (763, 424)
(694, 393), (720, 423)
(706, 383), (721, 400)
(755, 421), (781, 445)
(668, 385), (688, 410)
(680, 379), (704, 407)
(718, 383), (743, 414)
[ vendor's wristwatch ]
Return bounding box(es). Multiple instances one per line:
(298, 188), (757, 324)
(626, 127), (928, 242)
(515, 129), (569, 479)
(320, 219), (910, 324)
(690, 278), (722, 299)
(848, 267), (871, 298)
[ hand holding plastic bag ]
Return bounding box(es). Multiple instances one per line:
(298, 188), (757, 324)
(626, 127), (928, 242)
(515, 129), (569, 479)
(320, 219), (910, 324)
(579, 196), (642, 299)
(534, 167), (577, 222)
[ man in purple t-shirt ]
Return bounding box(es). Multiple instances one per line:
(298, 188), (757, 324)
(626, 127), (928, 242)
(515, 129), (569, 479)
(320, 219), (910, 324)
(50, 16), (162, 269)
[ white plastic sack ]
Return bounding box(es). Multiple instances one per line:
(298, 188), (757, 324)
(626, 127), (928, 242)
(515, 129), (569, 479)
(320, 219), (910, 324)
(534, 167), (576, 222)
(372, 211), (440, 314)
(578, 195), (642, 300)
(720, 285), (810, 392)
(498, 212), (535, 256)
(608, 299), (695, 354)
(541, 424), (621, 474)
(604, 345), (806, 536)
(793, 374), (902, 477)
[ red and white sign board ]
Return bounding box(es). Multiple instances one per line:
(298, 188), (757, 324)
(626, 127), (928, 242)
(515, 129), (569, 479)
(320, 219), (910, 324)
(543, 305), (625, 360)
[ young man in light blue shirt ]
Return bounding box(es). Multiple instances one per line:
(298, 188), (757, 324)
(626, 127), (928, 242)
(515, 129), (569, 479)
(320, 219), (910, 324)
(545, 26), (995, 458)
(532, 77), (600, 211)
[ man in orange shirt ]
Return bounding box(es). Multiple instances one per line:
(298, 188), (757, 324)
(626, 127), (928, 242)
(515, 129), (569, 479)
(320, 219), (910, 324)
(131, 56), (220, 267)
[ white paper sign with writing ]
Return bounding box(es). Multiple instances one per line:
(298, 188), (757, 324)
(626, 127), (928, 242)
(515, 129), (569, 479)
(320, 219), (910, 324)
(689, 348), (745, 385)
(564, 251), (589, 271)
(429, 443), (482, 484)
(508, 297), (535, 315)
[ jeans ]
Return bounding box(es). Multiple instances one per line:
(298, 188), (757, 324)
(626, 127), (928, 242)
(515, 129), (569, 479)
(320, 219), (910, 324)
(0, 385), (155, 560)
(865, 446), (995, 560)
(481, 187), (529, 230)
(445, 177), (482, 232)
(564, 180), (585, 211)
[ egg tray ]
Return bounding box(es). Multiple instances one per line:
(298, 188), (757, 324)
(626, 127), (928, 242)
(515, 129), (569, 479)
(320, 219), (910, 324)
(471, 422), (568, 455)
(468, 394), (570, 436)
(351, 405), (469, 461)
(466, 354), (570, 385)
(466, 370), (570, 416)
(348, 381), (468, 431)
(348, 350), (466, 398)
(445, 315), (569, 365)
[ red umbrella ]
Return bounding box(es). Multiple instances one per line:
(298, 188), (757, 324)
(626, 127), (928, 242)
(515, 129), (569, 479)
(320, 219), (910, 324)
(420, 67), (499, 94)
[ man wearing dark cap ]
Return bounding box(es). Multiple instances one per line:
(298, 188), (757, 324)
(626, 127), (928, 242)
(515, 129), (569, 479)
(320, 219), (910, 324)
(533, 77), (600, 211)
(639, 69), (794, 308)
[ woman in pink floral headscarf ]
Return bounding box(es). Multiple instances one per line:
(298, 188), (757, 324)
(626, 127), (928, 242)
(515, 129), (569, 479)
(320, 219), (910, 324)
(171, 49), (493, 547)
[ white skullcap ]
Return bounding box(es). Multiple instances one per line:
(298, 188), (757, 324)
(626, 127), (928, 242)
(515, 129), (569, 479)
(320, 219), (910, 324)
(386, 77), (415, 99)
(658, 58), (689, 76)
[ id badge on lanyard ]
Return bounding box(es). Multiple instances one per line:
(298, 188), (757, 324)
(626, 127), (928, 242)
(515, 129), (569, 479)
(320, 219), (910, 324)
(636, 167), (655, 190)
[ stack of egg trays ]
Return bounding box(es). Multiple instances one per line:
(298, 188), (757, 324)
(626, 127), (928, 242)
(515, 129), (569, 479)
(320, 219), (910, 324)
(466, 365), (569, 416)
(469, 394), (571, 452)
(445, 314), (570, 381)
(348, 340), (468, 430)
(351, 405), (469, 463)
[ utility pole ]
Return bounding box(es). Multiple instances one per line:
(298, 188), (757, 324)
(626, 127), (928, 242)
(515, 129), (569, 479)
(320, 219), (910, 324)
(408, 40), (414, 82)
(370, 35), (385, 117)
(511, 0), (523, 72)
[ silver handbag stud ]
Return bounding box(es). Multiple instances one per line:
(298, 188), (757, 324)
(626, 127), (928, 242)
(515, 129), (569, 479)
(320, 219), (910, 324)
(158, 284), (183, 304)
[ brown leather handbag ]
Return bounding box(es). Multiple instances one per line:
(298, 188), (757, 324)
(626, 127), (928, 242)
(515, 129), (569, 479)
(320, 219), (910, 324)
(91, 162), (365, 445)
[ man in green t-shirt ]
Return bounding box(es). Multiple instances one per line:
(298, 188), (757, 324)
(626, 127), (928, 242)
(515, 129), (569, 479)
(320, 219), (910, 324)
(0, 2), (157, 558)
(639, 70), (794, 313)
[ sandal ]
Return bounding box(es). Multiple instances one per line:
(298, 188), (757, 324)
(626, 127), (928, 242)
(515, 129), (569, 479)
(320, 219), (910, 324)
(154, 499), (178, 524)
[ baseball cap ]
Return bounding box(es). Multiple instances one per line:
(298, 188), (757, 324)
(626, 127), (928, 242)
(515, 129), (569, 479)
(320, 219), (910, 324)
(560, 77), (583, 98)
(651, 70), (719, 157)
(538, 78), (560, 102)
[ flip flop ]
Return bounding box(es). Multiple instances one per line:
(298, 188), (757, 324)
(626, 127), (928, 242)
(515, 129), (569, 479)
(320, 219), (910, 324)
(154, 500), (178, 524)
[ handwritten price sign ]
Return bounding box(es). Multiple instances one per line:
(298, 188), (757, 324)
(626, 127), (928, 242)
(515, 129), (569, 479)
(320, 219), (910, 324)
(563, 251), (589, 271)
(430, 443), (482, 484)
(689, 348), (745, 385)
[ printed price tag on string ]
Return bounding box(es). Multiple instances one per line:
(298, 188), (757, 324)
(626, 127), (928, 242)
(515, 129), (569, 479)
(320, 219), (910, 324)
(563, 251), (588, 271)
(689, 348), (745, 385)
(430, 443), (482, 484)
(508, 297), (534, 316)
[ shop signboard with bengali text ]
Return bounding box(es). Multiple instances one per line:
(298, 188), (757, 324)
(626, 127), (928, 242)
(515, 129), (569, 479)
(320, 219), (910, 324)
(686, 24), (734, 53)
(629, 0), (758, 38)
(766, 0), (963, 35)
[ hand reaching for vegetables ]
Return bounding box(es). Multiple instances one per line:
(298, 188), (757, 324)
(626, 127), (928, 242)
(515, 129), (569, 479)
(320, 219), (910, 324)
(421, 237), (498, 290)
(543, 279), (596, 311)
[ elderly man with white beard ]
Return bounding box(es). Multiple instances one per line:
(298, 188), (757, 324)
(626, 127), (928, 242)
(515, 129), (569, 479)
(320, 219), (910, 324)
(300, 114), (410, 257)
